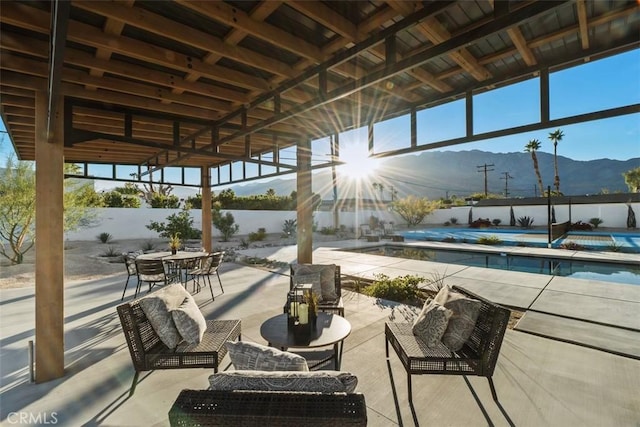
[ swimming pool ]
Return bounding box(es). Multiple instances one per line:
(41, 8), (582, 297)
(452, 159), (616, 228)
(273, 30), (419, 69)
(349, 245), (640, 286)
(399, 227), (640, 253)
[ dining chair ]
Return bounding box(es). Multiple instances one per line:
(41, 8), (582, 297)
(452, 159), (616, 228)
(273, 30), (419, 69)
(121, 255), (139, 301)
(135, 259), (170, 297)
(187, 252), (225, 301)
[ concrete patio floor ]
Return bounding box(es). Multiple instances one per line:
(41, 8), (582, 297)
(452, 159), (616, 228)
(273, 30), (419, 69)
(1, 241), (639, 426)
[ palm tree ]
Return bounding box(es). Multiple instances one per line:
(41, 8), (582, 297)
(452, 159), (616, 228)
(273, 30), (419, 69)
(548, 129), (564, 194)
(525, 139), (544, 197)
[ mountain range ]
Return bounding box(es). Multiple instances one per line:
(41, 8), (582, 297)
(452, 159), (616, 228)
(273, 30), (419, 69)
(219, 150), (639, 201)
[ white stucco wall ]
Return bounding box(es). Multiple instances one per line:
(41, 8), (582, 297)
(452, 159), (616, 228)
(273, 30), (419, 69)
(64, 202), (639, 241)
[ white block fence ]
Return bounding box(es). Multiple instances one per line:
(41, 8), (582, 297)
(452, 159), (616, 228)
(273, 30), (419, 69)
(65, 202), (639, 241)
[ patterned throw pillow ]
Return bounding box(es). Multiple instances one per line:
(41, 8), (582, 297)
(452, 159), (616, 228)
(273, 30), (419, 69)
(293, 272), (323, 302)
(171, 294), (207, 344)
(138, 284), (190, 349)
(412, 299), (453, 348)
(434, 286), (482, 352)
(225, 341), (309, 371)
(292, 264), (337, 302)
(208, 370), (358, 393)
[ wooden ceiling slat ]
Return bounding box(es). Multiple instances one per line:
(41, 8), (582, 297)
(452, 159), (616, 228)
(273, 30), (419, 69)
(1, 0), (637, 171)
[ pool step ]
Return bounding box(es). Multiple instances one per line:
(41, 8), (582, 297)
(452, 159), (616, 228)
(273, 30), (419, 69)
(514, 311), (640, 360)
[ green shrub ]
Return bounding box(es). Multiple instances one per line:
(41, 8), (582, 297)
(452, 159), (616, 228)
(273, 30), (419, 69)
(147, 208), (202, 240)
(477, 235), (503, 245)
(282, 219), (297, 237)
(213, 211), (239, 242)
(97, 232), (113, 244)
(449, 217), (458, 225)
(319, 226), (337, 235)
(492, 218), (502, 226)
(363, 273), (425, 303)
(589, 217), (603, 229)
(517, 216), (534, 228)
(248, 228), (267, 242)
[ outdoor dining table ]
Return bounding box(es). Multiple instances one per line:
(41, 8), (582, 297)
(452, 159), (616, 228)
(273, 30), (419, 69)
(137, 251), (208, 286)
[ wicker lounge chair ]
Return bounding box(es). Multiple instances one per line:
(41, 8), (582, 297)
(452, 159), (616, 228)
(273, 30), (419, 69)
(288, 264), (344, 316)
(117, 299), (241, 396)
(385, 286), (510, 401)
(359, 224), (379, 241)
(168, 389), (367, 426)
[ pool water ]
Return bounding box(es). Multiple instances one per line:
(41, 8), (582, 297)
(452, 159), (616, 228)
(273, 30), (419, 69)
(400, 228), (640, 253)
(351, 246), (640, 286)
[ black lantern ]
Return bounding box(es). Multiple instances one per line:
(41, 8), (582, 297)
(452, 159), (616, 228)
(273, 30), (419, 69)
(287, 283), (313, 343)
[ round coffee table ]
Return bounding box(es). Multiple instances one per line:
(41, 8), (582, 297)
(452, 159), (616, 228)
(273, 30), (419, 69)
(260, 312), (351, 370)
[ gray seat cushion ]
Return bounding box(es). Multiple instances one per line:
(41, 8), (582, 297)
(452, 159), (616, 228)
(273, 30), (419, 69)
(208, 370), (358, 393)
(226, 340), (309, 371)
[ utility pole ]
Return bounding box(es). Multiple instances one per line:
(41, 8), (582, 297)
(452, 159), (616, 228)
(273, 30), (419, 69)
(500, 172), (513, 198)
(477, 163), (495, 197)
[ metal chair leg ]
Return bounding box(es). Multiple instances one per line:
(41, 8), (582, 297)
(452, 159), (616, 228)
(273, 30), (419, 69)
(216, 271), (224, 293)
(207, 275), (215, 301)
(129, 371), (140, 397)
(121, 276), (130, 301)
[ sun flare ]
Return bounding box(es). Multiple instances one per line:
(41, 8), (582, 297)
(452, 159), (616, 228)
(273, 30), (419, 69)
(339, 146), (381, 180)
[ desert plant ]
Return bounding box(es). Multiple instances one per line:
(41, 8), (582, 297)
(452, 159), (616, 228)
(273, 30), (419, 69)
(390, 195), (440, 227)
(477, 235), (503, 245)
(248, 228), (268, 242)
(443, 221), (451, 226)
(319, 226), (337, 235)
(469, 218), (492, 228)
(517, 216), (534, 228)
(559, 241), (585, 251)
(363, 273), (425, 303)
(97, 232), (113, 244)
(425, 271), (447, 292)
(101, 245), (119, 257)
(607, 242), (623, 252)
(213, 211), (239, 242)
(571, 221), (593, 231)
(282, 219), (297, 237)
(449, 217), (458, 225)
(492, 218), (502, 226)
(140, 240), (155, 251)
(589, 218), (603, 229)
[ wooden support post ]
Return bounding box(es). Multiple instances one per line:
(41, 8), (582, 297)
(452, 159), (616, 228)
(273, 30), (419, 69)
(201, 167), (212, 253)
(35, 91), (65, 382)
(296, 138), (313, 264)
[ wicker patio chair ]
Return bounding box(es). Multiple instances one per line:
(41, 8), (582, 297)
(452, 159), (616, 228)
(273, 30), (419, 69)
(385, 285), (510, 401)
(186, 252), (224, 301)
(121, 255), (139, 300)
(288, 264), (344, 316)
(117, 299), (241, 397)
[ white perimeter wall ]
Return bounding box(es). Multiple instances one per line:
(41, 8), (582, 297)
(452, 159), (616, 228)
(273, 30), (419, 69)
(65, 202), (639, 241)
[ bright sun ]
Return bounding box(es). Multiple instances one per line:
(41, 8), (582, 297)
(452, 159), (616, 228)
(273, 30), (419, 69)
(338, 146), (381, 179)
